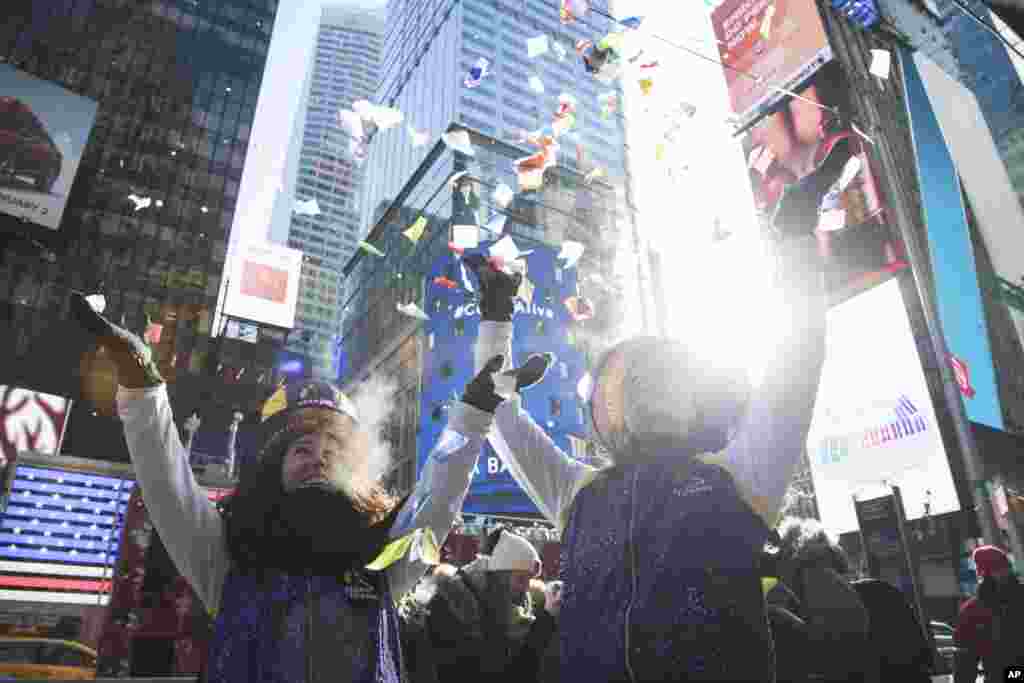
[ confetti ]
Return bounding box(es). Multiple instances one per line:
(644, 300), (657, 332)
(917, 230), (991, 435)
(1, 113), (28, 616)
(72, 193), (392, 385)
(760, 5), (776, 39)
(528, 75), (546, 93)
(358, 241), (385, 257)
(639, 78), (654, 96)
(619, 16), (644, 30)
(558, 241), (585, 268)
(404, 216), (427, 243)
(527, 35), (550, 58)
(127, 194), (152, 212)
(870, 49), (891, 79)
(518, 276), (535, 305)
(493, 183), (515, 208)
(552, 41), (568, 61)
(353, 100), (404, 130)
(442, 130), (475, 156)
(837, 156), (864, 192)
(598, 92), (618, 119)
(84, 294), (106, 314)
(584, 167), (605, 185)
(490, 235), (531, 263)
(433, 276), (457, 289)
(482, 212), (508, 236)
(397, 302), (430, 321)
(818, 209), (847, 233)
(564, 295), (595, 321)
(560, 0), (590, 24)
(294, 198), (321, 216)
(451, 224), (480, 249)
(464, 57), (490, 88)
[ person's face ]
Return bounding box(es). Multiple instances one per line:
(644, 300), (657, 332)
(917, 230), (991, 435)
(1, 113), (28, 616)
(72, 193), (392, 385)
(590, 348), (627, 450)
(787, 85), (825, 146)
(280, 418), (363, 494)
(751, 111), (796, 166)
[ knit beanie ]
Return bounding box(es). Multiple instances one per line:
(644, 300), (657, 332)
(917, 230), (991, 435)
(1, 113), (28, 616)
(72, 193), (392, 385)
(973, 545), (1010, 578)
(488, 531), (541, 574)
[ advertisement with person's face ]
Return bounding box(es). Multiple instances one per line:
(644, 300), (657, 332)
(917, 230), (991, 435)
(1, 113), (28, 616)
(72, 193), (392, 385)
(742, 62), (898, 293)
(712, 0), (832, 129)
(0, 65), (98, 231)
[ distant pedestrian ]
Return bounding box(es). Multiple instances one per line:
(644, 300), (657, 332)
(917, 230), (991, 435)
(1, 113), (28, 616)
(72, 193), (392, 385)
(852, 577), (932, 683)
(955, 545), (1024, 683)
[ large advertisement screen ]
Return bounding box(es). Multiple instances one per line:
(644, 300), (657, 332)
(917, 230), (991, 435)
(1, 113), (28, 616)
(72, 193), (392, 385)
(741, 61), (900, 294)
(806, 278), (959, 538)
(711, 0), (832, 129)
(221, 241), (302, 330)
(0, 385), (71, 465)
(0, 65), (98, 231)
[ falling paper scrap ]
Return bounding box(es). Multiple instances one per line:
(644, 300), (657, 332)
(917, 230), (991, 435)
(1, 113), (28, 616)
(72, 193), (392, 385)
(760, 4), (776, 39)
(837, 156), (863, 192)
(564, 295), (595, 322)
(560, 0), (590, 24)
(397, 302), (430, 321)
(599, 92), (618, 119)
(447, 170), (470, 190)
(619, 16), (644, 30)
(870, 49), (891, 79)
(433, 276), (457, 289)
(528, 75), (545, 94)
(558, 241), (585, 268)
(639, 77), (654, 96)
(482, 212), (508, 236)
(552, 41), (567, 61)
(84, 294), (107, 314)
(353, 100), (404, 130)
(818, 209), (847, 233)
(452, 224), (480, 249)
(584, 167), (605, 185)
(407, 124), (429, 147)
(442, 130), (475, 157)
(527, 35), (549, 58)
(490, 235), (532, 263)
(493, 183), (515, 208)
(358, 241), (385, 257)
(294, 198), (321, 216)
(128, 194), (152, 212)
(404, 216), (427, 243)
(552, 94), (577, 137)
(459, 261), (475, 292)
(464, 57), (489, 88)
(518, 276), (535, 305)
(338, 109), (369, 161)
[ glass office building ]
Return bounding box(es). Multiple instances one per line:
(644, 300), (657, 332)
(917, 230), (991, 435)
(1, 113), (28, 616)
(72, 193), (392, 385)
(284, 6), (383, 380)
(0, 0), (278, 396)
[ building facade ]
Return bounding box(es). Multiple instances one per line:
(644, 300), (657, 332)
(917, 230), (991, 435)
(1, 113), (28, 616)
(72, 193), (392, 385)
(0, 0), (281, 456)
(282, 6), (383, 380)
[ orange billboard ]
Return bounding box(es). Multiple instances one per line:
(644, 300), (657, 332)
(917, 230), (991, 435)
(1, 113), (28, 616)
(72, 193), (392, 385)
(712, 0), (833, 129)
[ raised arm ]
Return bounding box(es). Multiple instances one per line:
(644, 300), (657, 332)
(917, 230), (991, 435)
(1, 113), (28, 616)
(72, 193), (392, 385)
(118, 386), (230, 613)
(464, 254), (595, 526)
(707, 235), (827, 527)
(71, 293), (228, 613)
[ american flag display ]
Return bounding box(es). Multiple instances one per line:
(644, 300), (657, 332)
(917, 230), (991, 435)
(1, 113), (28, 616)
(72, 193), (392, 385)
(0, 465), (134, 605)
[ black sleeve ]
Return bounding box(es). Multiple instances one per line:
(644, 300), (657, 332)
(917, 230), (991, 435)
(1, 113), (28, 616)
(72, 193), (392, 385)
(505, 609), (557, 682)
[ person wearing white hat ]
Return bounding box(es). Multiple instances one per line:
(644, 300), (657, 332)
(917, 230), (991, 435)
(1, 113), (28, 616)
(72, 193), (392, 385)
(401, 527), (560, 683)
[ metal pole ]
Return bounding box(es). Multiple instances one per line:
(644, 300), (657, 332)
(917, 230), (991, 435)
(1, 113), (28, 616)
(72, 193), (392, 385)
(226, 411), (243, 481)
(874, 51), (1001, 545)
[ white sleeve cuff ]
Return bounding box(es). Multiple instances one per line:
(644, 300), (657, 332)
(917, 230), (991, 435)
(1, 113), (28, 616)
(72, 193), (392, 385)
(475, 321), (513, 374)
(448, 401), (495, 436)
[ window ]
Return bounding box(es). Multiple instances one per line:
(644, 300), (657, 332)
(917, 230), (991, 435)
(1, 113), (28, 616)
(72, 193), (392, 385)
(0, 643), (39, 663)
(39, 644), (93, 668)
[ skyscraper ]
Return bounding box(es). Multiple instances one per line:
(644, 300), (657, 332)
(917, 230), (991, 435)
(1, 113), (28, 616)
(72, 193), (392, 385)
(361, 0), (629, 236)
(0, 0), (280, 440)
(282, 5), (383, 379)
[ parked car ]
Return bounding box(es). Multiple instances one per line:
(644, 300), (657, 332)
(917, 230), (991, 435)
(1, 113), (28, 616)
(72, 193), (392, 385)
(0, 637), (96, 680)
(0, 97), (63, 194)
(931, 620), (960, 675)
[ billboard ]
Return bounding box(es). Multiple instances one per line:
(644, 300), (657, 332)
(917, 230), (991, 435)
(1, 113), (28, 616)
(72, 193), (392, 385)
(221, 241), (302, 330)
(0, 65), (98, 231)
(0, 385), (71, 466)
(740, 61), (901, 294)
(418, 245), (593, 515)
(711, 0), (832, 129)
(806, 278), (958, 538)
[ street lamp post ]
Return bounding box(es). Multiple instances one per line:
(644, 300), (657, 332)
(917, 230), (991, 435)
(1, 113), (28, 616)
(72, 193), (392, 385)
(183, 412), (201, 465)
(226, 411), (244, 481)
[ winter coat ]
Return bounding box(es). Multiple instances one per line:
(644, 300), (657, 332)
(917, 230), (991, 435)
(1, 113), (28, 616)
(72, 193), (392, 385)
(118, 384), (494, 683)
(764, 578), (810, 683)
(476, 234), (825, 682)
(955, 579), (1024, 683)
(401, 561), (555, 683)
(851, 578), (932, 683)
(792, 567), (870, 683)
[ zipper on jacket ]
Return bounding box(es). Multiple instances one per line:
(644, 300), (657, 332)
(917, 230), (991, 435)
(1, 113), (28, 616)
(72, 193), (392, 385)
(306, 575), (314, 683)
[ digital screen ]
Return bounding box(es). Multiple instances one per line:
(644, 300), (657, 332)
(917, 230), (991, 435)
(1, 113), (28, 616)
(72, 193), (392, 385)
(0, 65), (99, 231)
(806, 279), (959, 537)
(0, 465), (134, 605)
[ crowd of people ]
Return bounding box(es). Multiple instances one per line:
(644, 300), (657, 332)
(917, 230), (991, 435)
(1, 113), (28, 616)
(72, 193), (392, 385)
(68, 206), (1024, 682)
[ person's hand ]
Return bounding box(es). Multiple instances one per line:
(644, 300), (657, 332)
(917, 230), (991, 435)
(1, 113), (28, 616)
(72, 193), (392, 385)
(544, 581), (563, 617)
(462, 353), (556, 414)
(463, 254), (521, 322)
(71, 292), (163, 389)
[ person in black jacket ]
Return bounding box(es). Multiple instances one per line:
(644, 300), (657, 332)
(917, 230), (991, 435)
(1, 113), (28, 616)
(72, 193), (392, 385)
(401, 527), (559, 683)
(852, 577), (933, 683)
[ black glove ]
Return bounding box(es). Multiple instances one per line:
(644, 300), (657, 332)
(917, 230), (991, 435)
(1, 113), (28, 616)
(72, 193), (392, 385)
(463, 254), (521, 322)
(71, 293), (164, 389)
(462, 353), (556, 414)
(771, 138), (852, 239)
